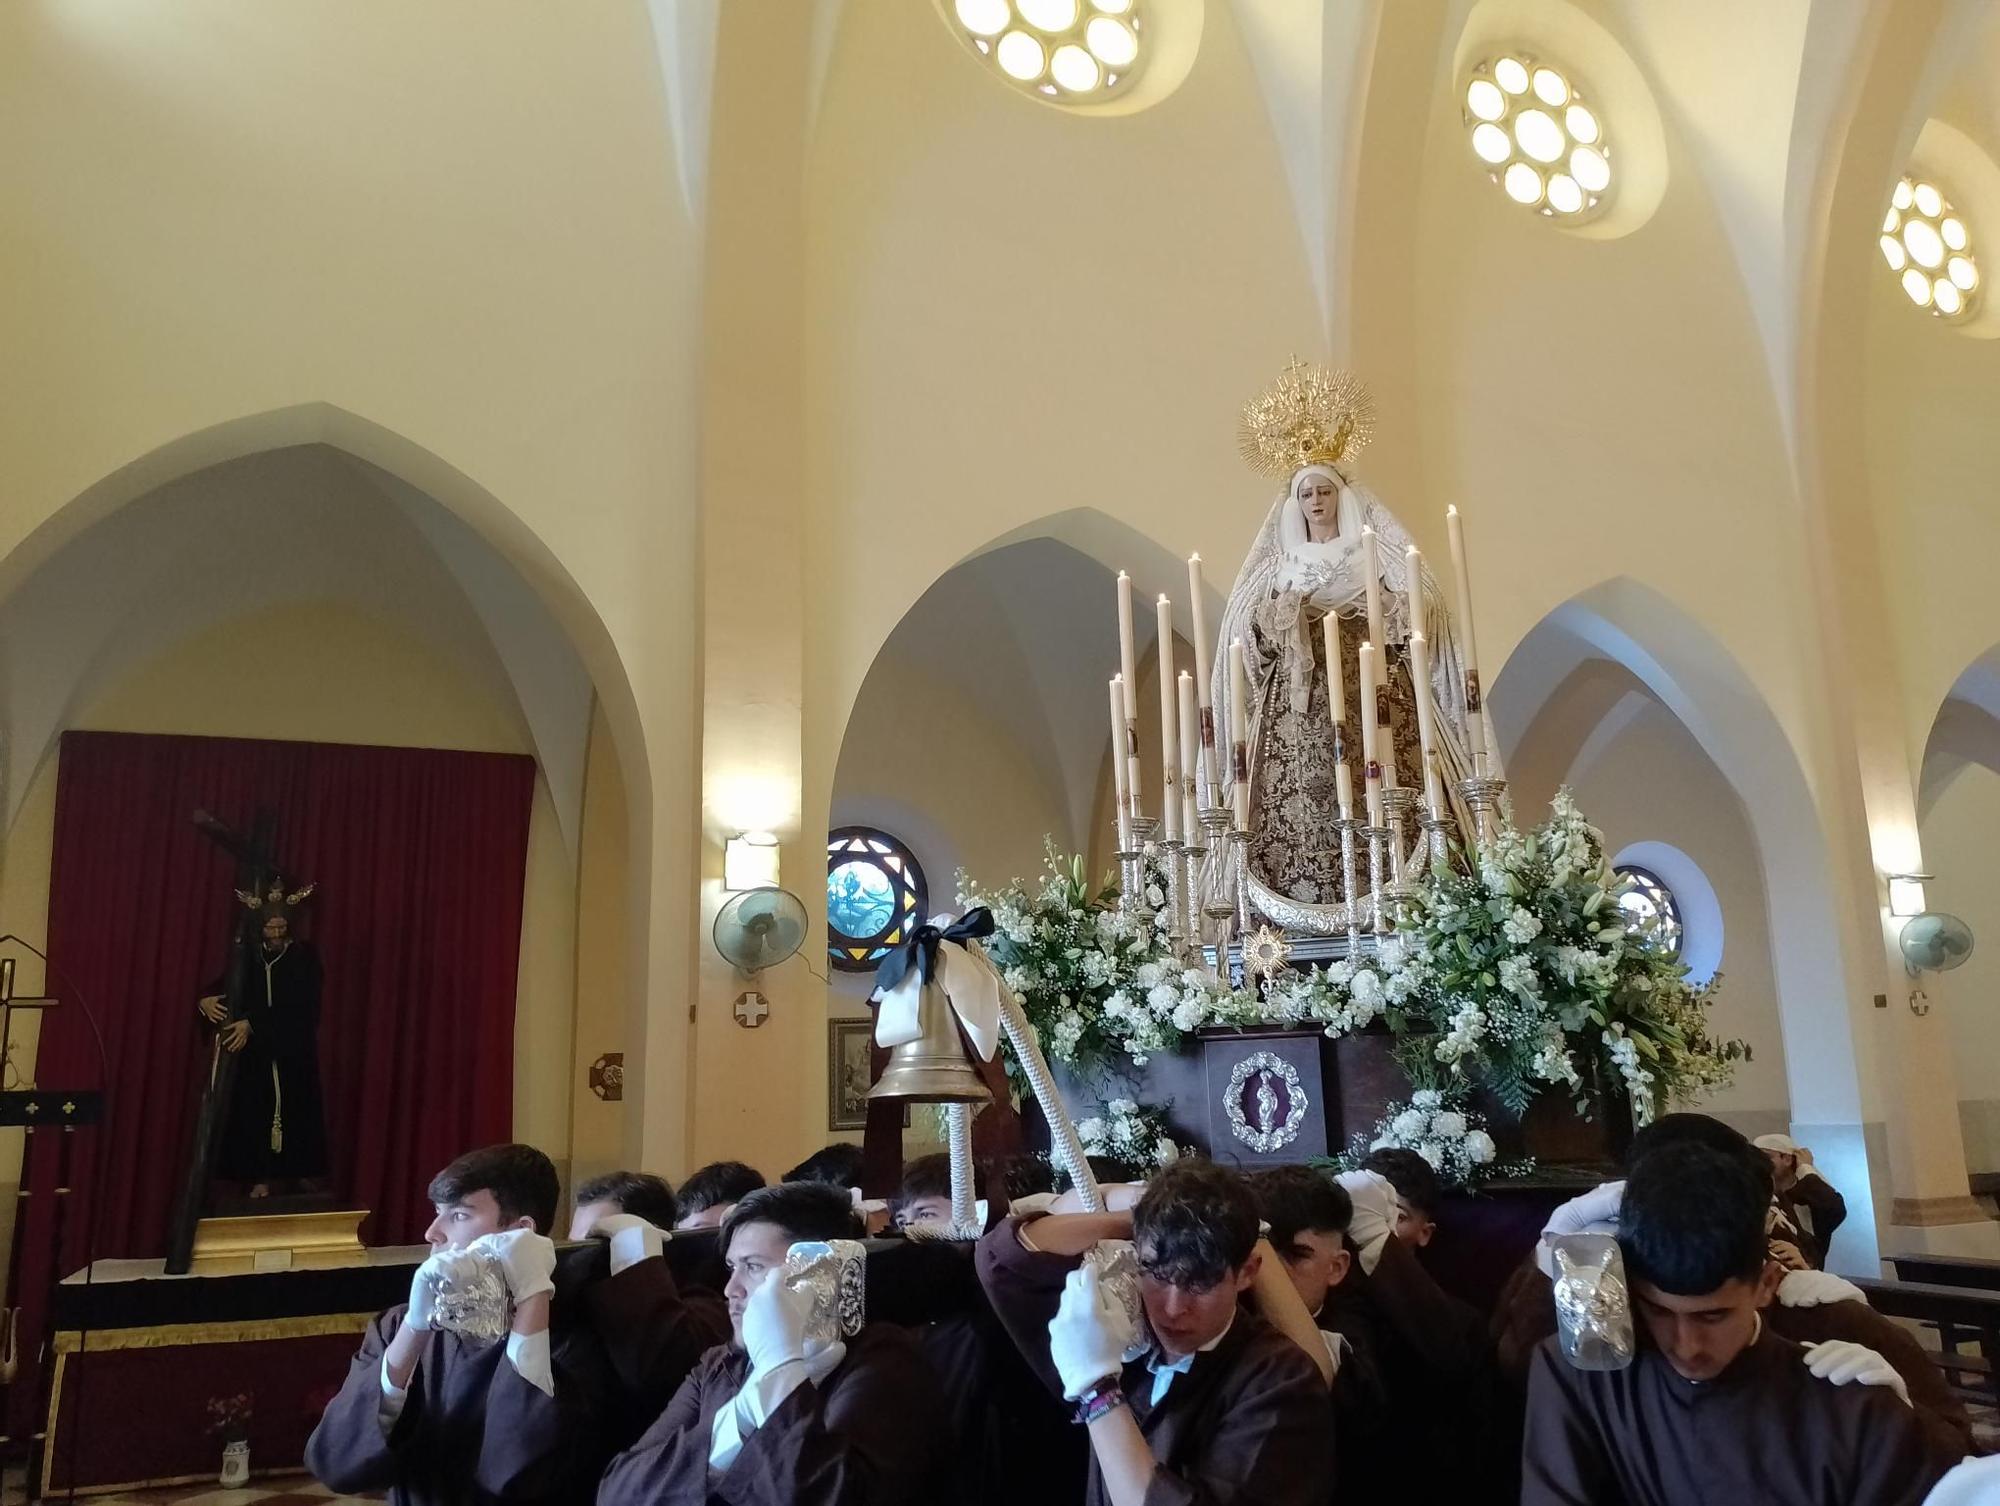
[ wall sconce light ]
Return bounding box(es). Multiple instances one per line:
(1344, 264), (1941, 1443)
(724, 831), (781, 892)
(1886, 872), (1932, 919)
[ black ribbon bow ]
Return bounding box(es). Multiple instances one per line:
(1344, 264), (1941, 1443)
(869, 908), (996, 1000)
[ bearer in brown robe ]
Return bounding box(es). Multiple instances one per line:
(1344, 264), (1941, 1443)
(596, 1181), (951, 1506)
(306, 1144), (619, 1506)
(1522, 1141), (1962, 1505)
(976, 1159), (1333, 1506)
(568, 1169), (732, 1449)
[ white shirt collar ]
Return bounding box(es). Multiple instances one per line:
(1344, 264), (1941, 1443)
(1144, 1312), (1234, 1405)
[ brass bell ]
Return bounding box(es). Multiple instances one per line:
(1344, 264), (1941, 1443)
(868, 981), (992, 1105)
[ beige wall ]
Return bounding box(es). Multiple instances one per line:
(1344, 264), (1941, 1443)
(1920, 762), (2000, 1171)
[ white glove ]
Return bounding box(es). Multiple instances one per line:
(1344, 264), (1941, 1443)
(586, 1211), (666, 1274)
(740, 1270), (812, 1378)
(1923, 1455), (2000, 1505)
(1334, 1171), (1396, 1274)
(1048, 1260), (1137, 1400)
(470, 1229), (557, 1303)
(403, 1248), (473, 1331)
(1543, 1180), (1626, 1239)
(1803, 1339), (1910, 1406)
(1778, 1268), (1866, 1309)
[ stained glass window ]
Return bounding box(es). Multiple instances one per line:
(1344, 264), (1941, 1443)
(827, 827), (928, 972)
(1615, 865), (1683, 959)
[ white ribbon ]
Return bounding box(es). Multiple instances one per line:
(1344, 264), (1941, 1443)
(870, 918), (1004, 1063)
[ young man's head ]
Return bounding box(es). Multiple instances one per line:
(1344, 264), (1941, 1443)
(1249, 1166), (1353, 1318)
(782, 1142), (866, 1191)
(1132, 1160), (1262, 1361)
(426, 1144), (560, 1250)
(569, 1169), (678, 1240)
(1619, 1141), (1780, 1382)
(1361, 1147), (1442, 1247)
(717, 1182), (864, 1344)
(673, 1160), (767, 1231)
(894, 1153), (953, 1229)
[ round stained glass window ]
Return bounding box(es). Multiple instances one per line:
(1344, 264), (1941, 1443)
(1614, 865), (1683, 959)
(827, 827), (928, 972)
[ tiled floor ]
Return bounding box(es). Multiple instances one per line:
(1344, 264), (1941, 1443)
(13, 1474), (375, 1506)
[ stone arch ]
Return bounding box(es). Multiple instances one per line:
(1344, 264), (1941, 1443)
(1493, 579), (1868, 1149)
(0, 401), (667, 1158)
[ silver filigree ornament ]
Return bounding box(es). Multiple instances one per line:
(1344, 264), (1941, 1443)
(422, 1247), (511, 1343)
(781, 1239), (868, 1343)
(1084, 1238), (1152, 1362)
(1224, 1050), (1309, 1153)
(1552, 1236), (1636, 1371)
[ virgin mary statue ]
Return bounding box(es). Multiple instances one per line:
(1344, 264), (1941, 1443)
(1205, 362), (1498, 934)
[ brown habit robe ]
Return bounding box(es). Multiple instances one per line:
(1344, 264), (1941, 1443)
(1492, 1259), (1975, 1461)
(975, 1215), (1333, 1506)
(582, 1247), (732, 1450)
(305, 1294), (617, 1506)
(1522, 1326), (1959, 1506)
(596, 1322), (951, 1506)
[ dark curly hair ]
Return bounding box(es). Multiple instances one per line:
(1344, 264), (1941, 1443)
(1132, 1159), (1260, 1289)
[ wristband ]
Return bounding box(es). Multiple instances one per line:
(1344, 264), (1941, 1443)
(1073, 1375), (1126, 1426)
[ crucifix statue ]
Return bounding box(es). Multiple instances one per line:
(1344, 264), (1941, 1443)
(165, 810), (327, 1272)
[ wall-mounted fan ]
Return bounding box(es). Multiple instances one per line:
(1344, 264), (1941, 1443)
(713, 886), (808, 975)
(1899, 911), (1974, 976)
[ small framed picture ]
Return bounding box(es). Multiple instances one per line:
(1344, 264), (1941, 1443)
(828, 1018), (874, 1131)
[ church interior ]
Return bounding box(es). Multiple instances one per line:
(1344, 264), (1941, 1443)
(6, 0), (2000, 1500)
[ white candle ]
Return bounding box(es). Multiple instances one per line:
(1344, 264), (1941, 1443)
(1229, 638), (1252, 830)
(1156, 596), (1179, 842)
(1405, 544), (1424, 642)
(1323, 612), (1354, 820)
(1117, 571), (1139, 721)
(1108, 676), (1134, 850)
(1177, 671), (1201, 842)
(1447, 506), (1489, 773)
(1359, 641), (1384, 826)
(1410, 631), (1444, 816)
(1188, 554), (1216, 799)
(1362, 527), (1384, 649)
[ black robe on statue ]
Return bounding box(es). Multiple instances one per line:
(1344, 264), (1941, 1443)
(207, 940), (328, 1183)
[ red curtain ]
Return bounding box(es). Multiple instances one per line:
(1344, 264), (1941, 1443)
(11, 731), (535, 1428)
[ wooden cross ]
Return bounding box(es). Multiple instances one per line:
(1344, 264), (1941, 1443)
(733, 991), (770, 1029)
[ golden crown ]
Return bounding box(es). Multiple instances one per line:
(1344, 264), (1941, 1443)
(1238, 358), (1375, 478)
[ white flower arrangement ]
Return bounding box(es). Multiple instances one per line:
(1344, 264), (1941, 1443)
(1334, 1089), (1524, 1189)
(1068, 1097), (1187, 1181)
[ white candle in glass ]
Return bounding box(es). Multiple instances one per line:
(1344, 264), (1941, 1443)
(1446, 506), (1489, 773)
(1229, 638), (1252, 830)
(1177, 671), (1201, 842)
(1359, 640), (1384, 826)
(1108, 675), (1134, 850)
(1323, 611), (1354, 819)
(1188, 553), (1215, 798)
(1410, 631), (1445, 816)
(1156, 596), (1179, 842)
(1362, 527), (1384, 648)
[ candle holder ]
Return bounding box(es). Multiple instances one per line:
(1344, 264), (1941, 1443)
(1361, 823), (1391, 935)
(1179, 825), (1207, 954)
(1199, 807), (1237, 947)
(1334, 815), (1363, 953)
(1120, 814), (1161, 918)
(1162, 838), (1188, 958)
(1417, 807), (1456, 871)
(1229, 829), (1253, 941)
(1381, 787), (1417, 896)
(1455, 776), (1508, 851)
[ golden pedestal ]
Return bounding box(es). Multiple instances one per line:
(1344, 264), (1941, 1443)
(188, 1208), (371, 1274)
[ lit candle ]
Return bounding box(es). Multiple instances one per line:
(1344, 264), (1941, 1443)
(1188, 554), (1216, 800)
(1446, 506), (1489, 774)
(1410, 631), (1444, 816)
(1405, 544), (1424, 642)
(1229, 638), (1252, 830)
(1323, 611), (1354, 820)
(1177, 671), (1201, 842)
(1359, 641), (1384, 827)
(1156, 596), (1179, 843)
(1362, 526), (1384, 648)
(1108, 675), (1134, 850)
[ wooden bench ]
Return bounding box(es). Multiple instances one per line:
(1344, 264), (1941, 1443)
(1852, 1276), (2000, 1415)
(1887, 1252), (2000, 1292)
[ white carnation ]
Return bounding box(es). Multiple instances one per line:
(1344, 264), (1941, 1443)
(1431, 1111), (1467, 1140)
(1464, 1130), (1497, 1165)
(1411, 1088), (1443, 1111)
(1154, 1137), (1180, 1167)
(1416, 1141), (1445, 1169)
(1171, 1000), (1205, 1032)
(1391, 1109), (1427, 1140)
